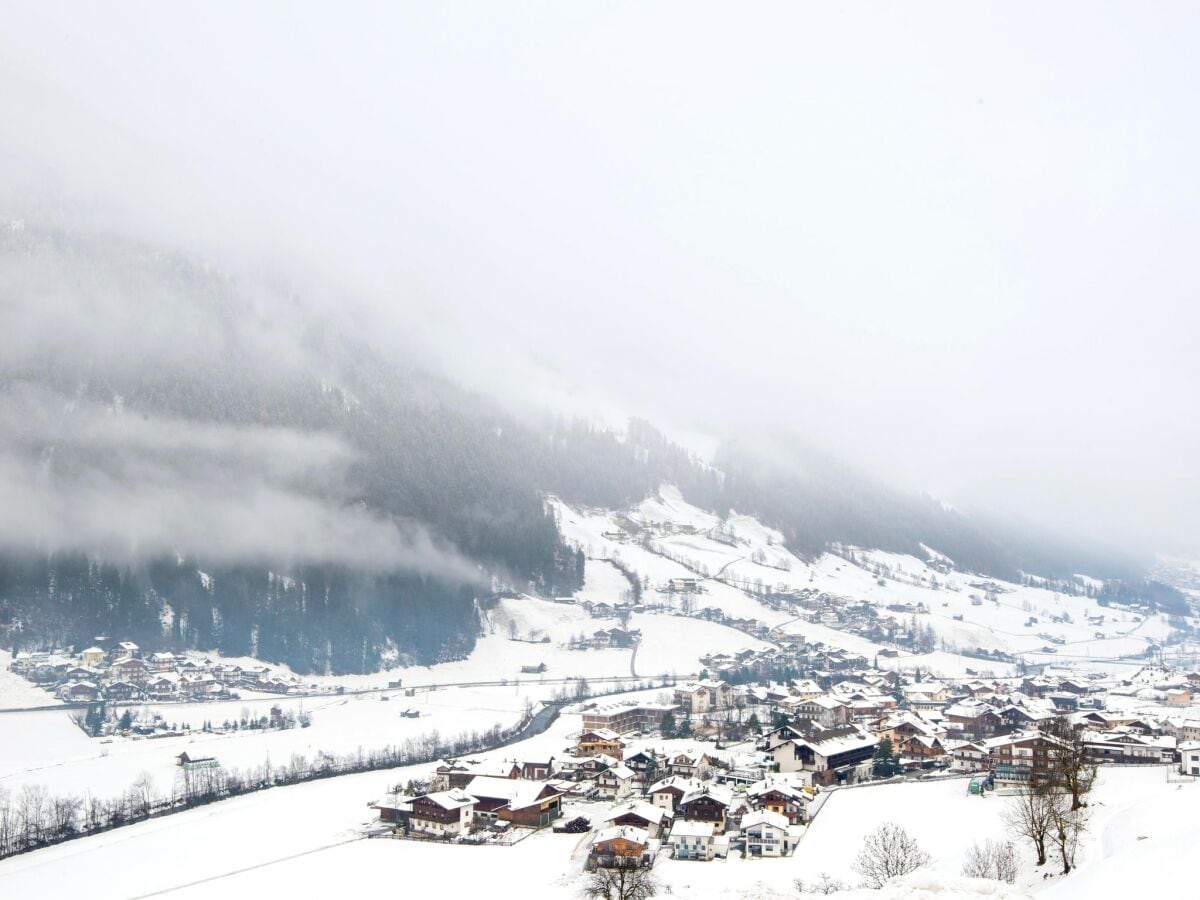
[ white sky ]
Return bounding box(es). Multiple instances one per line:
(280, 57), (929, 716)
(2, 2), (1197, 555)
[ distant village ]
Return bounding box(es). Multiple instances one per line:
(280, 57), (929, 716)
(7, 639), (319, 707)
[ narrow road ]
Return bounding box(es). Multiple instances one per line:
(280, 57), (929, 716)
(0, 672), (676, 715)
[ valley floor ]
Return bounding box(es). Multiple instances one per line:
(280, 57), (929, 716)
(0, 697), (1193, 900)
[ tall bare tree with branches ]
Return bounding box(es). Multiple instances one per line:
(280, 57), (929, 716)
(1047, 794), (1088, 875)
(1003, 783), (1054, 867)
(1045, 717), (1097, 811)
(583, 859), (658, 900)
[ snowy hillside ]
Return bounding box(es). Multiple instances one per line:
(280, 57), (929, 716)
(550, 484), (1179, 679)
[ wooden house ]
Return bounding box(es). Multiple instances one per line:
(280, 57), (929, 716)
(647, 776), (699, 813)
(603, 800), (672, 838)
(676, 785), (732, 834)
(589, 826), (655, 869)
(746, 779), (808, 825)
(407, 789), (477, 837)
(577, 729), (625, 760)
(463, 776), (563, 828)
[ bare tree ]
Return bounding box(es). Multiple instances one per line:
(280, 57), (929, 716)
(48, 795), (80, 840)
(961, 838), (1018, 883)
(83, 791), (105, 832)
(1003, 783), (1054, 867)
(16, 784), (49, 849)
(794, 873), (845, 895)
(852, 822), (931, 888)
(1045, 717), (1096, 811)
(583, 860), (658, 900)
(1047, 794), (1088, 875)
(0, 788), (14, 856)
(130, 771), (156, 818)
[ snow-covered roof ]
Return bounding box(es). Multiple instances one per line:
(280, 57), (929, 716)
(601, 764), (636, 781)
(741, 808), (789, 831)
(782, 726), (877, 757)
(580, 728), (622, 741)
(372, 793), (413, 812)
(648, 775), (701, 795)
(680, 783), (733, 807)
(809, 695), (848, 709)
(669, 820), (716, 838)
(747, 779), (807, 800)
(604, 800), (670, 825)
(417, 789), (476, 811)
(462, 776), (559, 810)
(593, 825), (649, 846)
(945, 701), (995, 719)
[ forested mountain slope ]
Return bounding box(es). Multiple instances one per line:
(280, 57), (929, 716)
(0, 226), (1167, 673)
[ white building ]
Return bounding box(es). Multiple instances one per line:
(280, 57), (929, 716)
(1180, 741), (1200, 776)
(666, 820), (727, 861)
(742, 809), (794, 857)
(596, 764), (636, 801)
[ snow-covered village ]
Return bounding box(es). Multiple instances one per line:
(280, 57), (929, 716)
(3, 4), (1199, 898)
(3, 487), (1200, 898)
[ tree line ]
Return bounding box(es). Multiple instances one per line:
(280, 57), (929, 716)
(0, 711), (532, 861)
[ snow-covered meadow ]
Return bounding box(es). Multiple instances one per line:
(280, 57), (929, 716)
(1, 697), (1192, 900)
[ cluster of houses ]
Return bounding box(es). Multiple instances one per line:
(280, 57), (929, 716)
(746, 660), (1200, 784)
(579, 661), (1200, 789)
(370, 719), (812, 863)
(8, 641), (314, 704)
(565, 624), (642, 650)
(365, 651), (1200, 872)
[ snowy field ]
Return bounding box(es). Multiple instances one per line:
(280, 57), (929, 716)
(0, 650), (60, 709)
(0, 685), (533, 799)
(630, 611), (769, 675)
(0, 703), (1192, 900)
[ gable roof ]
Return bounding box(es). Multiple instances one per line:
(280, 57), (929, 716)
(604, 800), (670, 826)
(648, 775), (701, 795)
(414, 789), (477, 811)
(746, 779), (807, 801)
(680, 784), (733, 808)
(580, 728), (622, 742)
(593, 825), (649, 847)
(741, 809), (789, 831)
(670, 820), (716, 838)
(600, 764), (636, 781)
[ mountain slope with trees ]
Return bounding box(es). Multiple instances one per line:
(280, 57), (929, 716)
(0, 227), (1173, 672)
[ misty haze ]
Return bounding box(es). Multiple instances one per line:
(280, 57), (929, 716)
(1, 4), (1197, 900)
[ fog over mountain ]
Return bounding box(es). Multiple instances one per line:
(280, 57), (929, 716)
(2, 0), (1197, 646)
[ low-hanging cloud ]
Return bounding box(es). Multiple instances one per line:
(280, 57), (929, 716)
(1, 3), (1198, 559)
(0, 384), (481, 582)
